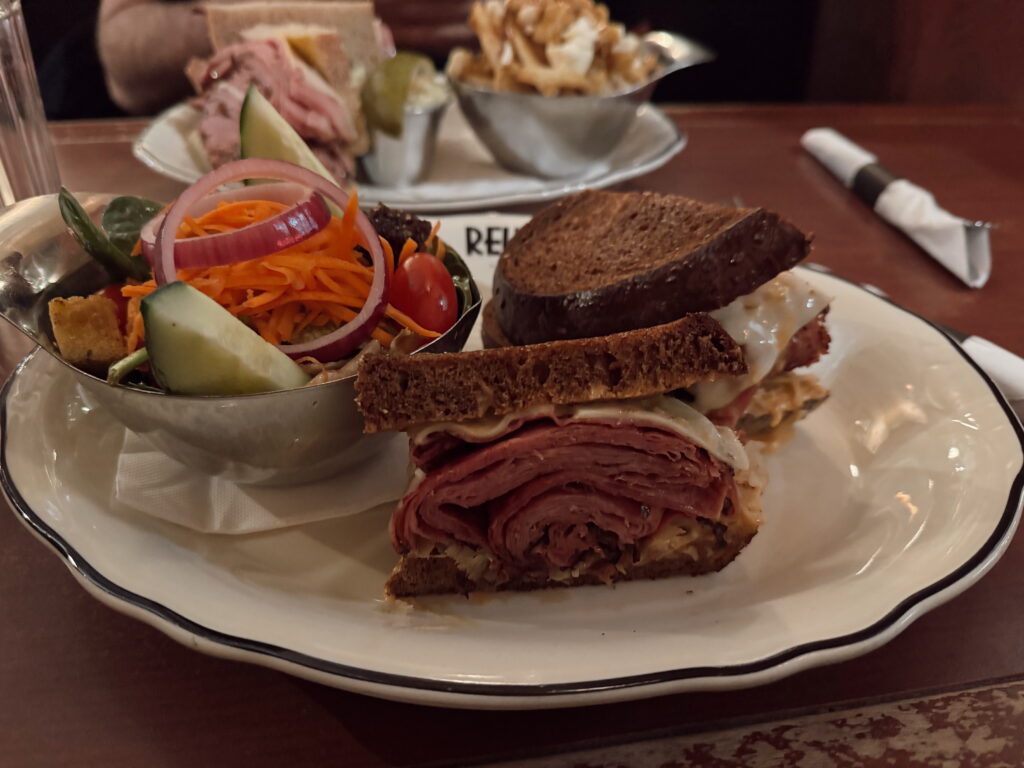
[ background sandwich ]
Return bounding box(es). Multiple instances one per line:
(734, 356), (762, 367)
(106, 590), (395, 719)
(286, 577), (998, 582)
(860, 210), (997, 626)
(356, 314), (764, 597)
(483, 190), (832, 439)
(186, 1), (385, 179)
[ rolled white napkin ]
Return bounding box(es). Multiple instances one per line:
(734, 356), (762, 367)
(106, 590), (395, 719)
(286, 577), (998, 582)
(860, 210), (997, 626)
(113, 430), (409, 534)
(959, 335), (1024, 404)
(801, 127), (991, 288)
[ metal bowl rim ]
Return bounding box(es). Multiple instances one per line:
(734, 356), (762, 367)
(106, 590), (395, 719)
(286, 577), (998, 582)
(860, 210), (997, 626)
(447, 72), (653, 103)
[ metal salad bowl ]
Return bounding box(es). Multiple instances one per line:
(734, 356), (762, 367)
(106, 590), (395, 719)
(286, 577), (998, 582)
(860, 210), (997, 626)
(451, 31), (713, 179)
(0, 193), (481, 486)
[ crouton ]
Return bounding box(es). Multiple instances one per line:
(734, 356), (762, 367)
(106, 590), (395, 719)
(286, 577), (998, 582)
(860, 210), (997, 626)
(48, 295), (126, 375)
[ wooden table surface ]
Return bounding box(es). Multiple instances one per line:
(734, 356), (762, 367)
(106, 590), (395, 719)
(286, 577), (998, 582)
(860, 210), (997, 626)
(2, 105), (1024, 767)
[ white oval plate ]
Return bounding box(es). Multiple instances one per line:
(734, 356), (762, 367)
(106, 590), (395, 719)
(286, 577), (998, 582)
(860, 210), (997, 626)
(131, 102), (686, 212)
(3, 254), (1023, 709)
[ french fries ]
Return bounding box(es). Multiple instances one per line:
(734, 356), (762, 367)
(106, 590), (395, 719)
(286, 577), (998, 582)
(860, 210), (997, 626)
(447, 0), (658, 97)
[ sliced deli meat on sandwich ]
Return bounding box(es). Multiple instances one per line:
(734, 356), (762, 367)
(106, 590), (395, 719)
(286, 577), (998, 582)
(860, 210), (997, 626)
(482, 189), (832, 440)
(356, 314), (765, 597)
(187, 1), (385, 178)
(187, 36), (358, 178)
(391, 400), (762, 596)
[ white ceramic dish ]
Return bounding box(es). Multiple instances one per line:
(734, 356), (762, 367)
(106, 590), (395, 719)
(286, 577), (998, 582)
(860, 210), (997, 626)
(132, 102), (685, 212)
(3, 253), (1022, 710)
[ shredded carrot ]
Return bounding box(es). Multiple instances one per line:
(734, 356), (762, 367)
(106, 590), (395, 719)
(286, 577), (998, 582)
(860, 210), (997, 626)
(124, 296), (145, 352)
(122, 284), (154, 298)
(435, 237), (446, 261)
(379, 236), (394, 283)
(196, 200), (288, 227)
(397, 237), (417, 268)
(315, 269), (348, 297)
(321, 267), (371, 297)
(336, 191), (361, 258)
(372, 328), (395, 346)
(121, 196), (444, 355)
(424, 219), (441, 249)
(294, 307), (323, 338)
(384, 304), (441, 339)
(180, 216), (206, 238)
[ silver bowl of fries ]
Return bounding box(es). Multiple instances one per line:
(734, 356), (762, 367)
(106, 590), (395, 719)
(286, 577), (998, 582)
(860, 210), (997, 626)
(446, 0), (712, 178)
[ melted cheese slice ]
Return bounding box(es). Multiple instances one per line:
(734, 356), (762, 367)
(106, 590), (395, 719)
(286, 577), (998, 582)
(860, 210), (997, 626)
(409, 395), (749, 470)
(690, 271), (831, 412)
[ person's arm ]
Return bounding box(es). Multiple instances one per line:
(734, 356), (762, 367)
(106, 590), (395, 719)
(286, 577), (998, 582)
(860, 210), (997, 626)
(97, 0), (238, 114)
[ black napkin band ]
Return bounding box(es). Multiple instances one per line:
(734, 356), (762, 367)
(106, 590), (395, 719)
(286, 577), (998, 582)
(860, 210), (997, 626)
(852, 163), (899, 208)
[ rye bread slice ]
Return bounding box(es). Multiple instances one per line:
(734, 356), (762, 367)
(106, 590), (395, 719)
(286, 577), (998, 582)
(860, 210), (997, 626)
(491, 190), (812, 346)
(480, 299), (511, 349)
(356, 313), (746, 433)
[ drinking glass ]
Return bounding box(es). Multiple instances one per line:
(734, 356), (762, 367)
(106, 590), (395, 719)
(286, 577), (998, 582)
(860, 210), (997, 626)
(0, 0), (60, 207)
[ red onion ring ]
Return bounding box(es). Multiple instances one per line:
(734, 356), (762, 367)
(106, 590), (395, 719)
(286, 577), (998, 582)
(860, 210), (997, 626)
(144, 182), (332, 278)
(140, 182), (326, 270)
(154, 159), (388, 362)
(154, 192), (328, 272)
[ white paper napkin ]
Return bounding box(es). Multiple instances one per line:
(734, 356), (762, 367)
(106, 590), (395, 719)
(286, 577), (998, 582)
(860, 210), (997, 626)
(801, 127), (877, 186)
(801, 127), (991, 288)
(961, 336), (1024, 404)
(875, 180), (991, 288)
(113, 430), (409, 534)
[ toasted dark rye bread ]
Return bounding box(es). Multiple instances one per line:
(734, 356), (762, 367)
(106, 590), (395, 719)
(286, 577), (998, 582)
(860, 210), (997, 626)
(386, 513), (759, 598)
(491, 190), (812, 346)
(480, 299), (511, 349)
(356, 313), (746, 433)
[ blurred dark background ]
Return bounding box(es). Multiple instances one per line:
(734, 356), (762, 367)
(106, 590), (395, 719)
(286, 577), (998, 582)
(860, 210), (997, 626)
(23, 0), (117, 119)
(24, 0), (1024, 120)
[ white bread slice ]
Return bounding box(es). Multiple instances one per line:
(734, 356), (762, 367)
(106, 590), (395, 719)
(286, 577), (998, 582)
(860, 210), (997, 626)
(238, 25), (347, 97)
(241, 23), (344, 76)
(205, 2), (381, 81)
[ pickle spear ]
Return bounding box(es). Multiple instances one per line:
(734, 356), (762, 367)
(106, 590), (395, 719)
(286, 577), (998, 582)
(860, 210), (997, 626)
(362, 53), (435, 139)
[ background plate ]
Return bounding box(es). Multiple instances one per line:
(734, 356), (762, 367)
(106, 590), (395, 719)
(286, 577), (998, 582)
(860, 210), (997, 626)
(132, 103), (685, 212)
(3, 233), (1022, 709)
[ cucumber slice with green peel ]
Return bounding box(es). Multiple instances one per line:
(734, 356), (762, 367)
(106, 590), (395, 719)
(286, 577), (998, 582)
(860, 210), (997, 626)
(142, 282), (310, 396)
(239, 86), (339, 189)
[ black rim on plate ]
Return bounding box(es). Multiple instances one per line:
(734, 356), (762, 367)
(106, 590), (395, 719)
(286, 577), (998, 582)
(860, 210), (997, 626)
(3, 272), (1023, 700)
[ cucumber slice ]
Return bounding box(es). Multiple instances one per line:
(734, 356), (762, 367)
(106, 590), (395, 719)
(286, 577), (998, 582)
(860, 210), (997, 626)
(142, 282), (310, 396)
(239, 86), (338, 185)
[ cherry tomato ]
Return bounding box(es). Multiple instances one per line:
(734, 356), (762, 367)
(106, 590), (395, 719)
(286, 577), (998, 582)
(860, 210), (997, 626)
(99, 283), (129, 333)
(390, 253), (457, 334)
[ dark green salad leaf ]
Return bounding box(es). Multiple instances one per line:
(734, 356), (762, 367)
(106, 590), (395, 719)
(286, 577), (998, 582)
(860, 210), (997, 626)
(102, 195), (162, 256)
(436, 242), (476, 316)
(57, 188), (152, 282)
